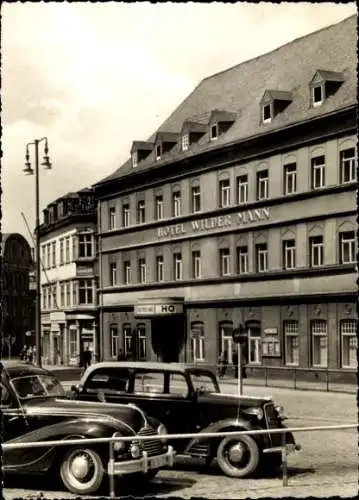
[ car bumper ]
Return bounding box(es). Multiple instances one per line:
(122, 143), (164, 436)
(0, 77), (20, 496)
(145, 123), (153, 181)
(108, 446), (175, 476)
(263, 442), (302, 455)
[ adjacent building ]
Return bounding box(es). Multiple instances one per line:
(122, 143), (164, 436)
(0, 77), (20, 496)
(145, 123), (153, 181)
(1, 233), (35, 356)
(94, 15), (357, 381)
(39, 189), (98, 366)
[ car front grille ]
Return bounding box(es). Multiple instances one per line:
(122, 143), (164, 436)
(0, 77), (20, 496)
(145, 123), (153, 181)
(135, 426), (163, 457)
(264, 402), (279, 429)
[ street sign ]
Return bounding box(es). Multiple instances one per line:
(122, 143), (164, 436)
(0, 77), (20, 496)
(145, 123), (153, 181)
(232, 324), (248, 344)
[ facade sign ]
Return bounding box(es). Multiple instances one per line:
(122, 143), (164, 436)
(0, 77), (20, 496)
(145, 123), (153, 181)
(134, 303), (184, 316)
(158, 207), (270, 239)
(264, 327), (278, 335)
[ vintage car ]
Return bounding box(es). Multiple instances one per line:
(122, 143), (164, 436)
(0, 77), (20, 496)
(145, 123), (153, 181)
(70, 361), (301, 478)
(1, 364), (174, 495)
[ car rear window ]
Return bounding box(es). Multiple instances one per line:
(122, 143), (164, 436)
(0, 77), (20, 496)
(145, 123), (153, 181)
(167, 373), (189, 397)
(134, 371), (164, 394)
(85, 368), (130, 392)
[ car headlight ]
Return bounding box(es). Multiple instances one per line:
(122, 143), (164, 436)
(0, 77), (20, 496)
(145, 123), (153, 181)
(274, 405), (287, 420)
(112, 432), (126, 452)
(130, 443), (142, 459)
(244, 407), (264, 420)
(157, 423), (168, 442)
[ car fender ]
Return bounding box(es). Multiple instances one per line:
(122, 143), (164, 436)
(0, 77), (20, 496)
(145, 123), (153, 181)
(184, 418), (259, 455)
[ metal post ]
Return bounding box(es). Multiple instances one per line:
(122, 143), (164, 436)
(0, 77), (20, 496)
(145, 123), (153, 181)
(326, 369), (329, 392)
(108, 440), (115, 498)
(265, 366), (268, 387)
(281, 432), (288, 487)
(237, 343), (243, 396)
(34, 140), (42, 367)
(293, 368), (297, 390)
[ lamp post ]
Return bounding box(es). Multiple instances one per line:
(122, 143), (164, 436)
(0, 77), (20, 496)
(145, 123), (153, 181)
(23, 138), (52, 367)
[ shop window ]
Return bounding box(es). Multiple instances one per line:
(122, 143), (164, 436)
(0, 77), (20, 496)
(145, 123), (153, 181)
(340, 148), (357, 184)
(123, 324), (132, 356)
(284, 320), (299, 366)
(340, 319), (357, 368)
(219, 321), (234, 365)
(248, 326), (261, 365)
(137, 324), (147, 360)
(311, 319), (327, 367)
(110, 325), (119, 359)
(191, 322), (205, 362)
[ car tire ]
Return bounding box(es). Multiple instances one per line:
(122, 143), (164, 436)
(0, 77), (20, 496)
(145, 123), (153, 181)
(60, 447), (105, 495)
(216, 435), (260, 478)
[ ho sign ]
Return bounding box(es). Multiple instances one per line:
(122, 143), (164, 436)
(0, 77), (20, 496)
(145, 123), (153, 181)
(134, 303), (183, 317)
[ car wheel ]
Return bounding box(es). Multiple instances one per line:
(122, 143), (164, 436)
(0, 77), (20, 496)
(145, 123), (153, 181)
(60, 447), (104, 495)
(216, 435), (260, 478)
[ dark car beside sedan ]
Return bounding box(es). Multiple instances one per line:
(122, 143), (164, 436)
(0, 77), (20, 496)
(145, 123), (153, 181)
(70, 361), (301, 478)
(1, 364), (174, 495)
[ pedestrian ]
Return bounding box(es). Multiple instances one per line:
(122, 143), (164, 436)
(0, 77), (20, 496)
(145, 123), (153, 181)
(232, 349), (238, 379)
(32, 345), (37, 365)
(218, 350), (228, 378)
(20, 345), (27, 361)
(26, 345), (33, 364)
(117, 349), (125, 361)
(83, 347), (92, 370)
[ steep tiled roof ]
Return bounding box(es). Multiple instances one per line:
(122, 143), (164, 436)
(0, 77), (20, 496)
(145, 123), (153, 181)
(97, 15), (357, 186)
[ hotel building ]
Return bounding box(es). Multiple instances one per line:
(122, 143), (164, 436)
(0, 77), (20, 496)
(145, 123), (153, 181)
(39, 189), (98, 365)
(94, 15), (357, 381)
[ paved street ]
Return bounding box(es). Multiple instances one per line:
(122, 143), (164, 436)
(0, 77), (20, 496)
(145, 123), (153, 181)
(3, 383), (357, 499)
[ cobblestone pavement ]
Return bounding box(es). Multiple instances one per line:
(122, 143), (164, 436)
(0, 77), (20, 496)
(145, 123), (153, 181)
(3, 383), (357, 499)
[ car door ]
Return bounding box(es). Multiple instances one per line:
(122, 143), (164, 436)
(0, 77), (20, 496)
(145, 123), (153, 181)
(77, 367), (132, 403)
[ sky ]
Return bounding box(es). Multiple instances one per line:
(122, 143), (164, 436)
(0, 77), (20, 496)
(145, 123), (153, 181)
(2, 2), (357, 239)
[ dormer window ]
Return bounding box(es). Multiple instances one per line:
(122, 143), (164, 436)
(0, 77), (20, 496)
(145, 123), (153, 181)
(210, 123), (218, 141)
(262, 104), (272, 123)
(156, 144), (162, 160)
(312, 85), (324, 107)
(182, 134), (189, 151)
(132, 152), (138, 168)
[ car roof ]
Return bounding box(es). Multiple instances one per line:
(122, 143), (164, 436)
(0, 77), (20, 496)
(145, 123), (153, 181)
(84, 361), (215, 375)
(4, 364), (53, 379)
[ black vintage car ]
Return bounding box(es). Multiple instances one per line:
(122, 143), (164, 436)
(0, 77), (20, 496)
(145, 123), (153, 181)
(1, 364), (174, 495)
(70, 361), (301, 478)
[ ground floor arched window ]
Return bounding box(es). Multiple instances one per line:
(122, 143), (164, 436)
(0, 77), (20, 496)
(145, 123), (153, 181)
(123, 323), (132, 356)
(137, 323), (147, 360)
(190, 322), (205, 362)
(340, 319), (357, 368)
(219, 321), (234, 364)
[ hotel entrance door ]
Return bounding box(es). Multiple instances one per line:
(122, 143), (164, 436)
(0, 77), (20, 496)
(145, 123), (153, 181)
(151, 316), (185, 362)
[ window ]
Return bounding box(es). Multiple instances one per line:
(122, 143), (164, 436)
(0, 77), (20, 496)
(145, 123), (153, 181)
(42, 246), (46, 269)
(52, 284), (57, 309)
(60, 282), (65, 308)
(191, 322), (205, 362)
(137, 325), (147, 360)
(123, 324), (132, 356)
(123, 261), (131, 285)
(256, 243), (268, 272)
(72, 281), (77, 306)
(155, 144), (162, 160)
(173, 253), (183, 281)
(135, 372), (164, 394)
(219, 322), (233, 365)
(156, 255), (164, 282)
(340, 148), (356, 184)
(122, 204), (130, 227)
(52, 242), (56, 268)
(138, 258), (146, 284)
(219, 248), (231, 276)
(109, 207), (116, 230)
(66, 282), (71, 307)
(47, 286), (52, 310)
(219, 179), (231, 208)
(312, 85), (323, 107)
(78, 279), (93, 305)
(339, 231), (356, 264)
(311, 155), (325, 189)
(248, 326), (261, 364)
(283, 163), (297, 195)
(69, 329), (77, 359)
(311, 320), (327, 367)
(137, 201), (146, 224)
(284, 320), (299, 366)
(172, 191), (182, 217)
(85, 368), (130, 392)
(256, 170), (269, 200)
(42, 286), (47, 310)
(282, 239), (296, 270)
(192, 251), (201, 279)
(132, 152), (138, 168)
(182, 134), (189, 151)
(262, 104), (271, 123)
(47, 244), (51, 269)
(109, 263), (117, 286)
(59, 239), (64, 265)
(210, 123), (218, 140)
(309, 236), (324, 267)
(236, 246), (248, 274)
(168, 373), (188, 397)
(236, 175), (248, 204)
(155, 196), (164, 220)
(72, 235), (77, 261)
(65, 237), (70, 263)
(78, 233), (93, 258)
(191, 186), (201, 213)
(110, 326), (119, 358)
(341, 319), (357, 368)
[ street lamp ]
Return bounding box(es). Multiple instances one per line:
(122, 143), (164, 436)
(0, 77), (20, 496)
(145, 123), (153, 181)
(23, 137), (52, 367)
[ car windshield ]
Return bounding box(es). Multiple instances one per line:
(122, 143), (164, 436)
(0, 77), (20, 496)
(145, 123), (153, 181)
(11, 374), (65, 400)
(190, 372), (220, 393)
